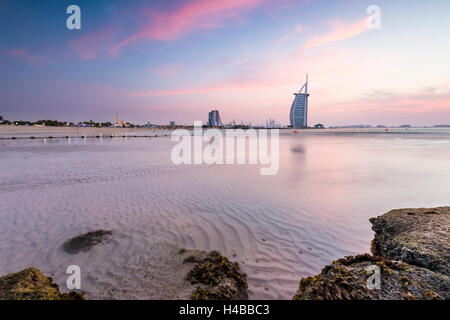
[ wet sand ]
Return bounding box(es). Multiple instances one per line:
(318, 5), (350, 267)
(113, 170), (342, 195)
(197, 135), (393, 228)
(0, 125), (170, 138)
(1, 128), (450, 299)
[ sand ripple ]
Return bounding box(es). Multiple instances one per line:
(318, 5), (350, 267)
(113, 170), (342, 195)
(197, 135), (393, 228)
(1, 134), (450, 299)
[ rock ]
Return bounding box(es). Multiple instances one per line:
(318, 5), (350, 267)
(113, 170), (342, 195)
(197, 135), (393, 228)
(293, 254), (449, 300)
(370, 207), (449, 275)
(63, 230), (112, 254)
(293, 207), (450, 300)
(184, 250), (248, 300)
(0, 267), (84, 300)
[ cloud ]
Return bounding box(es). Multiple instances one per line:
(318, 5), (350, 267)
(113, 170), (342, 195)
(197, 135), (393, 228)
(67, 27), (118, 60)
(362, 88), (450, 114)
(132, 86), (236, 97)
(6, 49), (52, 67)
(276, 23), (308, 44)
(303, 17), (368, 49)
(312, 87), (450, 126)
(129, 43), (450, 126)
(110, 0), (265, 56)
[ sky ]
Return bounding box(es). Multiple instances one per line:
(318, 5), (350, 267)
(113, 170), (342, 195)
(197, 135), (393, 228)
(1, 0), (450, 126)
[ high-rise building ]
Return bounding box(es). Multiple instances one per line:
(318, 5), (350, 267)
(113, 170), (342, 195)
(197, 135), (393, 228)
(290, 75), (309, 128)
(265, 118), (279, 128)
(208, 110), (223, 127)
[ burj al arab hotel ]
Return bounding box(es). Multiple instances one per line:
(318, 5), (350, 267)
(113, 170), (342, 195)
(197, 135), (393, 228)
(290, 75), (309, 128)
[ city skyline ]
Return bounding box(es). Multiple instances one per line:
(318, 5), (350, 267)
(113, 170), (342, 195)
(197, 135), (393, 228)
(1, 0), (450, 126)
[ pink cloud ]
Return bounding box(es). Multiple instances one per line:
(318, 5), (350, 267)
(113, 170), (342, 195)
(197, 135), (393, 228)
(132, 86), (235, 97)
(303, 17), (368, 49)
(363, 89), (450, 114)
(130, 42), (450, 125)
(6, 49), (51, 67)
(276, 23), (308, 44)
(68, 27), (118, 60)
(311, 88), (450, 126)
(130, 77), (284, 97)
(111, 0), (264, 56)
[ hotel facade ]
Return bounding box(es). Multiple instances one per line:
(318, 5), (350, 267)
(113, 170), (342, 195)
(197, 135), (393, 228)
(290, 76), (309, 128)
(208, 110), (223, 127)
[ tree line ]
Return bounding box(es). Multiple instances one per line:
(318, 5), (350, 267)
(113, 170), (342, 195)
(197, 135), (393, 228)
(0, 117), (116, 128)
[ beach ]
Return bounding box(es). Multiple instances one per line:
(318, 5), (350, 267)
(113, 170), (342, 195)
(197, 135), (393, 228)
(1, 126), (450, 299)
(0, 125), (170, 138)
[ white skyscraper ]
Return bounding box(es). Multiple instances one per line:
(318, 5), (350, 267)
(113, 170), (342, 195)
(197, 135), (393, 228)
(290, 75), (309, 128)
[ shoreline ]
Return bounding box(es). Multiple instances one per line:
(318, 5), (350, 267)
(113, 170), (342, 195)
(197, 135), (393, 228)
(0, 125), (171, 137)
(2, 124), (450, 138)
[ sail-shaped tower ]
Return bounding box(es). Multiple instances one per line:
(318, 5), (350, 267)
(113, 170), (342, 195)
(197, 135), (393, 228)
(290, 75), (309, 128)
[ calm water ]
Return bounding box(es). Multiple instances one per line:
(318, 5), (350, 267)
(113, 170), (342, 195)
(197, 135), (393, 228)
(1, 128), (449, 299)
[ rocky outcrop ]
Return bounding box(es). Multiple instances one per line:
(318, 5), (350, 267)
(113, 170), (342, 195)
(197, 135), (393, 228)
(293, 254), (448, 300)
(370, 207), (449, 276)
(183, 250), (248, 300)
(0, 267), (84, 300)
(63, 230), (112, 254)
(293, 207), (450, 300)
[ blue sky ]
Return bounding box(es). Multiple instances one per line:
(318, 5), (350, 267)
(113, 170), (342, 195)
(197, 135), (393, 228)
(1, 0), (450, 126)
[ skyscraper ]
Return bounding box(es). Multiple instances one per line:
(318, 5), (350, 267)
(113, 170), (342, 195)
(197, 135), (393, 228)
(290, 75), (309, 128)
(208, 110), (223, 127)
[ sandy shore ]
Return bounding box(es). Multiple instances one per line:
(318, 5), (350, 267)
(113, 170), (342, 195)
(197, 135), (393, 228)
(0, 125), (171, 138)
(0, 239), (248, 300)
(2, 128), (449, 299)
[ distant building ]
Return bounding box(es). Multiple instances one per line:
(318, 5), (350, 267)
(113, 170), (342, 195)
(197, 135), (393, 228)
(265, 118), (282, 128)
(145, 122), (157, 128)
(169, 121), (175, 126)
(114, 112), (122, 127)
(290, 75), (309, 128)
(207, 110), (223, 127)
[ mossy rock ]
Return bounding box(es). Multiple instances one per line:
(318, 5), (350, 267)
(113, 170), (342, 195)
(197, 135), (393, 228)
(293, 254), (449, 300)
(63, 230), (112, 254)
(185, 251), (248, 300)
(0, 267), (84, 300)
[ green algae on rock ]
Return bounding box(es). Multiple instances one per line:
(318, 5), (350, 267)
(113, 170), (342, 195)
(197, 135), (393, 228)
(63, 230), (112, 254)
(0, 267), (84, 300)
(184, 250), (248, 300)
